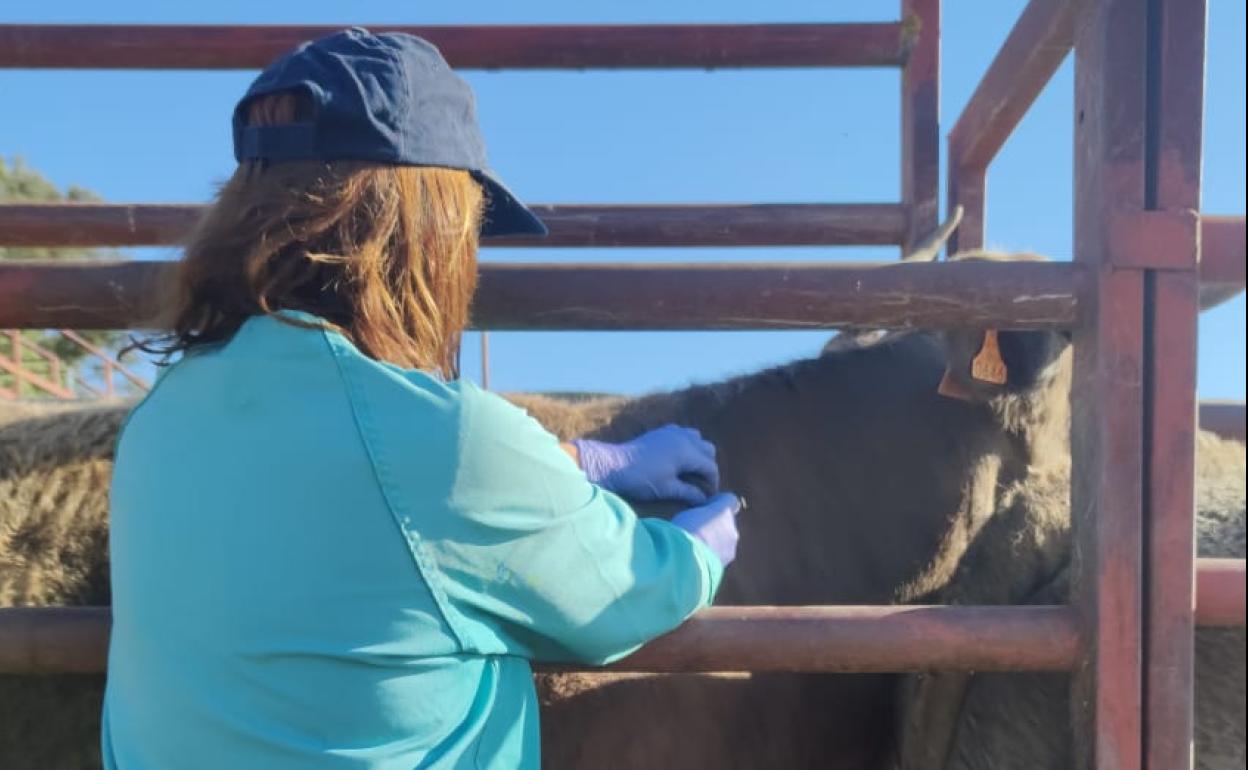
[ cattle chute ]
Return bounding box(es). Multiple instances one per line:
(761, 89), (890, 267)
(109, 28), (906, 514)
(0, 5), (1244, 769)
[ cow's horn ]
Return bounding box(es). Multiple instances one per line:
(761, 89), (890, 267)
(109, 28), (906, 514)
(901, 205), (965, 263)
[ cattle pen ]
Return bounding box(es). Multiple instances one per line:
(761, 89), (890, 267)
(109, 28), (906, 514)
(0, 2), (1244, 768)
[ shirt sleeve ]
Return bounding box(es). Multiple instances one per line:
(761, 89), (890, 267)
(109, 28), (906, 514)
(430, 384), (724, 665)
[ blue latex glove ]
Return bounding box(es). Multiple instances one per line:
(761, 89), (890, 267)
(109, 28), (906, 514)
(573, 424), (719, 505)
(671, 493), (742, 568)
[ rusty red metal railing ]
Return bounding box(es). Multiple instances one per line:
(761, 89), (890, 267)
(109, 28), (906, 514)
(3, 205), (1238, 300)
(0, 330), (73, 399)
(901, 0), (939, 252)
(0, 328), (149, 399)
(946, 0), (1075, 252)
(0, 23), (913, 70)
(1070, 1), (1214, 767)
(929, 2), (1245, 763)
(0, 559), (1241, 677)
(57, 329), (150, 395)
(0, 605), (1082, 676)
(0, 202), (911, 249)
(1200, 215), (1247, 295)
(0, 259), (1084, 331)
(1195, 559), (1248, 627)
(0, 7), (1244, 770)
(1199, 402), (1246, 443)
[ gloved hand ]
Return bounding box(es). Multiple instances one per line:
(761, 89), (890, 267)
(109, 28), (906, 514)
(671, 492), (742, 568)
(573, 424), (719, 505)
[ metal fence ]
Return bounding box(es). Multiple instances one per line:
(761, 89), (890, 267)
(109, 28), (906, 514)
(0, 4), (1245, 768)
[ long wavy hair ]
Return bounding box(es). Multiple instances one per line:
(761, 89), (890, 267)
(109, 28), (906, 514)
(137, 91), (484, 378)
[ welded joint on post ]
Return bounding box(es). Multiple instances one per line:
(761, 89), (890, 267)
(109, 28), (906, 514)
(898, 12), (922, 62)
(1106, 209), (1200, 270)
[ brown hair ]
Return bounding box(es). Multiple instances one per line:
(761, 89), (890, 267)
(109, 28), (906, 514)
(139, 92), (484, 378)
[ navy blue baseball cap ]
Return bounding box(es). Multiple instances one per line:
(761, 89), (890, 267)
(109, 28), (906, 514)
(232, 27), (547, 237)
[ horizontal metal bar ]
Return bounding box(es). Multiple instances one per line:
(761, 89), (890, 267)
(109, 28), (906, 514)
(0, 203), (908, 248)
(0, 23), (910, 71)
(0, 607), (110, 675)
(2, 559), (1240, 675)
(1199, 401), (1245, 443)
(1195, 559), (1247, 628)
(0, 259), (1083, 331)
(605, 604), (1081, 673)
(1200, 215), (1246, 287)
(0, 605), (1080, 675)
(948, 0), (1075, 171)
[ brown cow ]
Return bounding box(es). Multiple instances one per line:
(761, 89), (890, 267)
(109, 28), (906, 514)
(0, 309), (1073, 769)
(897, 430), (1245, 770)
(520, 320), (1071, 768)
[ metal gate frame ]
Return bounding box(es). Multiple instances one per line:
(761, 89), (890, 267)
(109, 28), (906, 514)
(0, 3), (1245, 768)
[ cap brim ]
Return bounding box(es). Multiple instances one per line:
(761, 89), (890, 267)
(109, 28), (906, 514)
(473, 170), (548, 237)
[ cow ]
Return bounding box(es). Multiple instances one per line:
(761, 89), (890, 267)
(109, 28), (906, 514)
(896, 429), (1245, 770)
(519, 313), (1073, 768)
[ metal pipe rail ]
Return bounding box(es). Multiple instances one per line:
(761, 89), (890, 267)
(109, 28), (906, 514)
(0, 259), (1082, 331)
(946, 0), (1075, 251)
(947, 0), (1074, 175)
(1199, 402), (1246, 444)
(2, 205), (1237, 288)
(1200, 215), (1247, 290)
(0, 203), (908, 248)
(0, 23), (912, 71)
(0, 12), (1238, 769)
(3, 555), (1242, 676)
(1195, 559), (1248, 627)
(946, 0), (1248, 297)
(0, 605), (1083, 676)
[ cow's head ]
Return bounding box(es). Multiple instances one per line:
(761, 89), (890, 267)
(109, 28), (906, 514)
(935, 251), (1072, 404)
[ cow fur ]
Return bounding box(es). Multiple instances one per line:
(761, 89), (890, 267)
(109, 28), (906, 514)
(897, 431), (1245, 770)
(0, 405), (120, 770)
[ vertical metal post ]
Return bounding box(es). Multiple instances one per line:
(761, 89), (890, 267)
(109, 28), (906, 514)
(1071, 0), (1149, 767)
(1142, 1), (1205, 768)
(1071, 0), (1206, 767)
(901, 0), (940, 254)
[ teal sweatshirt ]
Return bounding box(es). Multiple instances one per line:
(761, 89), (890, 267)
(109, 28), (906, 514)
(103, 311), (722, 769)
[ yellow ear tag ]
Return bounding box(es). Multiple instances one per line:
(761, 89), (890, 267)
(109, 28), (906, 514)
(971, 329), (1008, 385)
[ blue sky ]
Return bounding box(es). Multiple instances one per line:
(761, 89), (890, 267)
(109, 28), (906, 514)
(2, 1), (1244, 399)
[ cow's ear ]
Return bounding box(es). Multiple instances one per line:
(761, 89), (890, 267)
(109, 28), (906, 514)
(939, 329), (1070, 402)
(937, 369), (977, 401)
